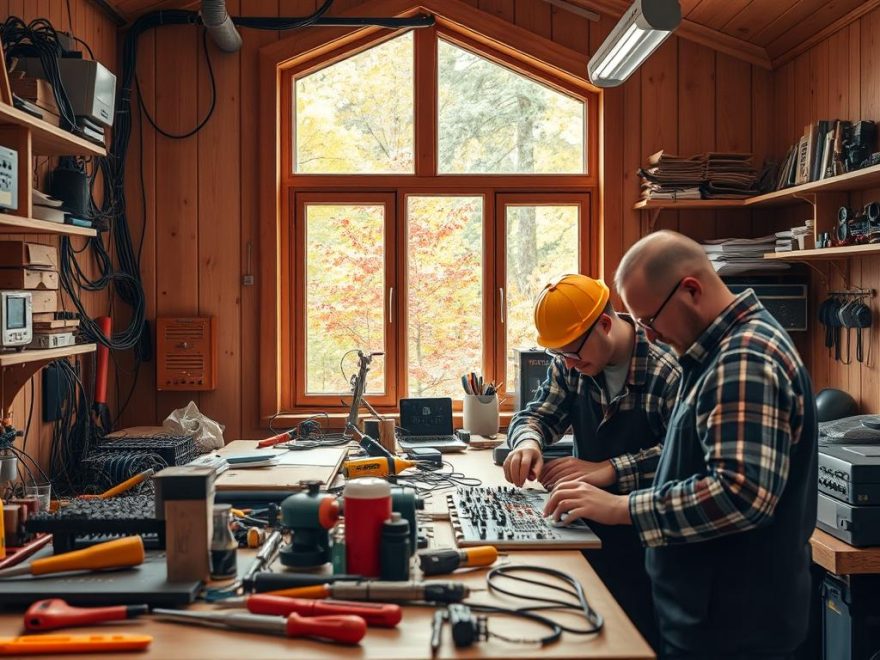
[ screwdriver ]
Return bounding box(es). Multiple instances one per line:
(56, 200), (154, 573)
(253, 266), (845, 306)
(152, 608), (366, 645)
(343, 456), (417, 478)
(418, 546), (498, 576)
(257, 429), (295, 448)
(241, 530), (283, 590)
(249, 572), (364, 593)
(0, 536), (144, 579)
(24, 599), (149, 632)
(268, 580), (470, 603)
(217, 593), (402, 628)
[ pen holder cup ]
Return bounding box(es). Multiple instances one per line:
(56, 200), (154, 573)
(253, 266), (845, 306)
(462, 394), (500, 437)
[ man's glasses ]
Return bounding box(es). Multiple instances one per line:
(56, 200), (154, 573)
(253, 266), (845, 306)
(544, 316), (600, 361)
(636, 278), (684, 332)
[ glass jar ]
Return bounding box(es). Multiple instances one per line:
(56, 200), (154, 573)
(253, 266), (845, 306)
(210, 503), (238, 580)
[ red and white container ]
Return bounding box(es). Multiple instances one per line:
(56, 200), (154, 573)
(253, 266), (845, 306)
(343, 477), (392, 577)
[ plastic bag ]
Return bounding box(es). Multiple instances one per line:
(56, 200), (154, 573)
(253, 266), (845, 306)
(163, 401), (225, 452)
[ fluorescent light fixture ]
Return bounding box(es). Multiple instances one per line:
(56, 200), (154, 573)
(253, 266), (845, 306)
(588, 0), (681, 87)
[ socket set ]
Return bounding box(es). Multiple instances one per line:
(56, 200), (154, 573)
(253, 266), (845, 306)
(447, 486), (601, 549)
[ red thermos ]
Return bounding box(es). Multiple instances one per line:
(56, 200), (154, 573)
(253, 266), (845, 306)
(343, 478), (391, 578)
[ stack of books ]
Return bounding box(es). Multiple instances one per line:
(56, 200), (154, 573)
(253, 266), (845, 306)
(638, 151), (705, 201)
(776, 120), (853, 190)
(703, 153), (760, 199)
(702, 235), (790, 275)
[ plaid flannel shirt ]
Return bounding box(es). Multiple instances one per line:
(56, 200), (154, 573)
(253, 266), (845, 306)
(508, 316), (681, 492)
(628, 291), (809, 548)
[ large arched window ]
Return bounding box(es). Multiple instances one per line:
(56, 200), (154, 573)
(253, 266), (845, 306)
(262, 1), (599, 419)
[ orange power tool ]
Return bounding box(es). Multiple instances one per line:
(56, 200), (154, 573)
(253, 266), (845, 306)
(257, 429), (295, 448)
(217, 594), (402, 628)
(24, 599), (149, 632)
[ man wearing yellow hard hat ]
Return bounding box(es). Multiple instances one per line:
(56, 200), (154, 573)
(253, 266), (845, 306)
(503, 273), (681, 651)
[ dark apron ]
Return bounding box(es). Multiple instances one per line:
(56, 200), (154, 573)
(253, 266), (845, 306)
(571, 382), (660, 651)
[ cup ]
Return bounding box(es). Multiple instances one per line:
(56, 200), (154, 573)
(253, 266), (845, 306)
(462, 394), (500, 437)
(25, 483), (51, 512)
(344, 477), (391, 578)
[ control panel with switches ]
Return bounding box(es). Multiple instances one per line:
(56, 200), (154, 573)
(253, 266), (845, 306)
(0, 146), (18, 212)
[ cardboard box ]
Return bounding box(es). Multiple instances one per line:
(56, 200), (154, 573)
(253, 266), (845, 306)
(0, 269), (58, 290)
(0, 242), (58, 270)
(30, 291), (58, 313)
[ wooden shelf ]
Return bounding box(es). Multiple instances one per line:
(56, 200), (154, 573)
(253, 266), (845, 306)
(632, 199), (747, 210)
(0, 213), (96, 237)
(764, 244), (880, 261)
(811, 528), (880, 575)
(0, 343), (96, 368)
(634, 163), (880, 213)
(0, 102), (105, 157)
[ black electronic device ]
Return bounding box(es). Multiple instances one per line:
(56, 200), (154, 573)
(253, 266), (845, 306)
(492, 435), (574, 466)
(844, 120), (877, 171)
(817, 492), (880, 547)
(512, 348), (552, 411)
(822, 573), (880, 660)
(446, 486), (601, 549)
(0, 146), (17, 212)
(726, 282), (808, 331)
(818, 445), (880, 505)
(406, 446), (442, 467)
(0, 550), (199, 607)
(836, 203), (880, 244)
(398, 397), (467, 453)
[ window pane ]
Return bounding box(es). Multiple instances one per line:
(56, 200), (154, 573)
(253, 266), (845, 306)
(407, 196), (483, 398)
(294, 33), (414, 174)
(506, 205), (579, 391)
(305, 204), (386, 394)
(438, 40), (585, 174)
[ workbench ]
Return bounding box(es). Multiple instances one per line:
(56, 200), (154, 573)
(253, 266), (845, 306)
(0, 447), (654, 659)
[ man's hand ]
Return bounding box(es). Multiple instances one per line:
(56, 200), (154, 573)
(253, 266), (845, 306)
(539, 458), (617, 490)
(542, 480), (632, 526)
(503, 440), (544, 487)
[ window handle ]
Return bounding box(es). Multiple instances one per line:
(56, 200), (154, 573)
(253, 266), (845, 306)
(388, 287), (394, 324)
(499, 287), (505, 324)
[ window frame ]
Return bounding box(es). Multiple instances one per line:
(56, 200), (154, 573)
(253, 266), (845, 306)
(260, 1), (602, 425)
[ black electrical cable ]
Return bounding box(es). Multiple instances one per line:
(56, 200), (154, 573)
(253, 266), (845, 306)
(485, 565), (604, 635)
(232, 0), (334, 31)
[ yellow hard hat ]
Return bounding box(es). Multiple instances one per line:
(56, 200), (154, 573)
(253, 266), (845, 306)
(534, 274), (610, 349)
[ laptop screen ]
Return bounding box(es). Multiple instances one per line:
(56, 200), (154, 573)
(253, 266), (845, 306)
(399, 398), (454, 436)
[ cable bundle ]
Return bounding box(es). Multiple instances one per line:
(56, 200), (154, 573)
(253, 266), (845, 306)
(0, 16), (78, 131)
(80, 450), (166, 496)
(48, 358), (94, 496)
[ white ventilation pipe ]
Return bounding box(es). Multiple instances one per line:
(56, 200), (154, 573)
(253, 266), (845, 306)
(201, 0), (242, 53)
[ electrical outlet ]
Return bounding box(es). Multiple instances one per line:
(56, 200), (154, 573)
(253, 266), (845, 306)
(242, 274), (255, 286)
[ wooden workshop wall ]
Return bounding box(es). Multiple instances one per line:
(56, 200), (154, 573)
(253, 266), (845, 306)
(0, 0), (116, 470)
(121, 0), (770, 439)
(770, 5), (880, 413)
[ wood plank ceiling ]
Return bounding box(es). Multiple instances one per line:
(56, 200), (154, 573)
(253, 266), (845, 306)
(99, 0), (879, 69)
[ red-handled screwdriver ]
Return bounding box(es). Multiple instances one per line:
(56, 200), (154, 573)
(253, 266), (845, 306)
(257, 430), (295, 448)
(152, 608), (366, 645)
(217, 594), (402, 628)
(24, 599), (149, 632)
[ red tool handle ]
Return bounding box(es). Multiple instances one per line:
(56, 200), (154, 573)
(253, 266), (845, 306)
(94, 317), (112, 405)
(257, 430), (294, 448)
(24, 599), (148, 631)
(286, 612), (366, 645)
(247, 595), (402, 628)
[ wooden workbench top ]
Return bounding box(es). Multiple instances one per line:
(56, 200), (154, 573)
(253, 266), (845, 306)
(810, 528), (880, 575)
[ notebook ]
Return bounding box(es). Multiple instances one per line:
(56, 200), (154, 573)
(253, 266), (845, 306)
(398, 397), (467, 453)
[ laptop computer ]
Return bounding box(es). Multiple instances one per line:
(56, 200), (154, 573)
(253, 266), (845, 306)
(398, 397), (468, 453)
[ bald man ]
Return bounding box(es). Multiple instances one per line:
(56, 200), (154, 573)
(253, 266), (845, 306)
(544, 231), (817, 659)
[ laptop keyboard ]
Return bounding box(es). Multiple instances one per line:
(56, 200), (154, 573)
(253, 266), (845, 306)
(401, 435), (460, 444)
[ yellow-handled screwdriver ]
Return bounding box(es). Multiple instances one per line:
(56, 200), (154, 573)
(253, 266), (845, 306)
(0, 536), (144, 579)
(418, 546), (498, 576)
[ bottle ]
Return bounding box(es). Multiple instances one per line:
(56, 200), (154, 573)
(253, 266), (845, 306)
(210, 504), (237, 580)
(344, 477), (392, 577)
(331, 523), (346, 574)
(379, 513), (410, 581)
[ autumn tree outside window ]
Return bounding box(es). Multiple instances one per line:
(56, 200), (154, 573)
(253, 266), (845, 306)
(274, 5), (600, 419)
